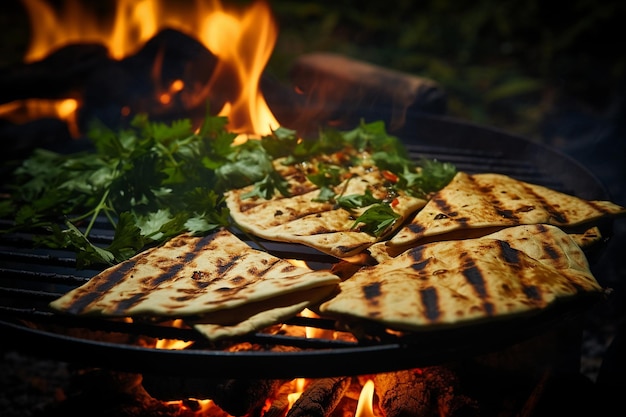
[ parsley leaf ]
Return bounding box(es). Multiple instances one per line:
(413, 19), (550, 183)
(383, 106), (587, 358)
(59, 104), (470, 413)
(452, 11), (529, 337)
(335, 189), (382, 210)
(351, 203), (401, 237)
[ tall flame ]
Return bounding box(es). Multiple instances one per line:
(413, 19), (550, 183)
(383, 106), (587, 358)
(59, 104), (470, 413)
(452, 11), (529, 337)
(355, 380), (377, 417)
(12, 0), (280, 138)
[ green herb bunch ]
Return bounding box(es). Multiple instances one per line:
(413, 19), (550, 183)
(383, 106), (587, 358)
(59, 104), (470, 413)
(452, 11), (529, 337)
(0, 114), (455, 267)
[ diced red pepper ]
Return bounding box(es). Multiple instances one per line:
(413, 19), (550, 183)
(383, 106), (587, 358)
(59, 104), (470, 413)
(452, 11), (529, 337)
(391, 198), (400, 207)
(382, 170), (399, 183)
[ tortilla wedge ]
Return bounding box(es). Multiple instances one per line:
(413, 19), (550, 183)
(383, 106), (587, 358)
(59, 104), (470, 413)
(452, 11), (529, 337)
(190, 285), (336, 341)
(227, 161), (426, 258)
(319, 224), (603, 333)
(49, 229), (340, 331)
(388, 172), (625, 251)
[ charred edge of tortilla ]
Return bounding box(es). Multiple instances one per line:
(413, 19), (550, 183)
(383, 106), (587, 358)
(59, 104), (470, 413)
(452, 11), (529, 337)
(385, 226), (508, 257)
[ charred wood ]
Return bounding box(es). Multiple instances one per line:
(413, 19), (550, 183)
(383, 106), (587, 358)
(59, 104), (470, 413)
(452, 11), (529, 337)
(288, 52), (446, 136)
(262, 381), (297, 417)
(286, 377), (351, 417)
(421, 366), (480, 417)
(79, 28), (219, 132)
(0, 43), (110, 104)
(142, 375), (287, 417)
(373, 369), (430, 417)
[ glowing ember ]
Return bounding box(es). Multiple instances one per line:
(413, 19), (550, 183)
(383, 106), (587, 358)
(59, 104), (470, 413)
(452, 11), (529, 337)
(13, 0), (280, 138)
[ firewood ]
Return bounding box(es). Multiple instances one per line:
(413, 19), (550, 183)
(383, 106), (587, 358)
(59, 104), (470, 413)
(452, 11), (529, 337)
(288, 52), (446, 135)
(142, 375), (287, 417)
(142, 342), (302, 416)
(422, 366), (480, 417)
(263, 381), (298, 417)
(286, 377), (351, 417)
(373, 369), (430, 417)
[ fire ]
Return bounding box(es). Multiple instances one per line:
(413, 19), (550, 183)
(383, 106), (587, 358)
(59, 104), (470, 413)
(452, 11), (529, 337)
(355, 380), (377, 417)
(155, 319), (194, 350)
(7, 0), (280, 138)
(0, 98), (79, 137)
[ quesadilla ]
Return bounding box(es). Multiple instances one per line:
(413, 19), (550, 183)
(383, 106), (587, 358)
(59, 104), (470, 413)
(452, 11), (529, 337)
(49, 229), (340, 340)
(226, 157), (427, 258)
(388, 172), (626, 250)
(318, 224), (603, 333)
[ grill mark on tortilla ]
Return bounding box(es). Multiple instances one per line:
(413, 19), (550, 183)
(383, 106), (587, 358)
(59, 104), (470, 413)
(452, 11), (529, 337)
(420, 287), (440, 321)
(216, 254), (243, 276)
(497, 240), (521, 266)
(408, 246), (426, 263)
(362, 282), (382, 314)
(433, 196), (453, 216)
(541, 241), (561, 260)
(149, 236), (209, 288)
(70, 261), (136, 314)
(461, 256), (494, 316)
(114, 293), (146, 314)
(522, 285), (542, 301)
(495, 208), (518, 220)
(473, 175), (521, 221)
(244, 257), (281, 279)
(117, 245), (205, 314)
(519, 184), (568, 224)
(406, 222), (425, 235)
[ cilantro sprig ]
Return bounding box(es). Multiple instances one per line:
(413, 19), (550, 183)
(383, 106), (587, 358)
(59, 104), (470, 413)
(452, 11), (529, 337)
(2, 114), (249, 267)
(1, 115), (456, 267)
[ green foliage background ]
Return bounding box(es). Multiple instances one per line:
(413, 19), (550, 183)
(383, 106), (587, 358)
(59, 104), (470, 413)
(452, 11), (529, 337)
(1, 0), (624, 141)
(266, 0), (625, 139)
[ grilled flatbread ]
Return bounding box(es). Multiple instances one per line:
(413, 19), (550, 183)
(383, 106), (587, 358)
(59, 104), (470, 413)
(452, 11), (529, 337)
(191, 285), (335, 341)
(49, 229), (340, 324)
(388, 172), (625, 250)
(227, 159), (426, 258)
(369, 226), (605, 263)
(319, 224), (602, 332)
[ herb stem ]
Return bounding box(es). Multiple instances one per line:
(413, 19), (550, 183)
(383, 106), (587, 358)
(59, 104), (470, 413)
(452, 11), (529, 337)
(84, 187), (111, 237)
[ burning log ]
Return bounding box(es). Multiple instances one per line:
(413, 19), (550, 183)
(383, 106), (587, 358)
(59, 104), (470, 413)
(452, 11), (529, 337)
(373, 369), (430, 417)
(372, 366), (480, 417)
(142, 343), (300, 416)
(79, 28), (219, 132)
(142, 374), (287, 417)
(421, 366), (480, 417)
(0, 43), (110, 104)
(288, 52), (446, 135)
(263, 381), (298, 417)
(286, 377), (351, 417)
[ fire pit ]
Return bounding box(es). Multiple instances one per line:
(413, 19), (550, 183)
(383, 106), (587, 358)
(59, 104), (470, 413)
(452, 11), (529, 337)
(1, 1), (625, 416)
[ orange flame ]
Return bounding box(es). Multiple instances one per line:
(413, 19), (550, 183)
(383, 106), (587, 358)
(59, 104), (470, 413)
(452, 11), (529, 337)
(11, 0), (280, 138)
(0, 98), (80, 137)
(355, 380), (377, 417)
